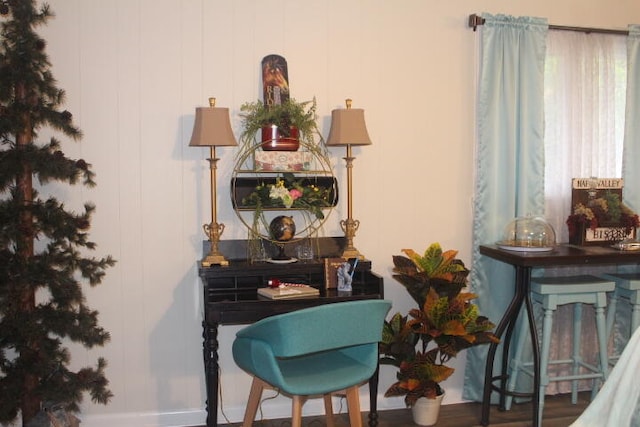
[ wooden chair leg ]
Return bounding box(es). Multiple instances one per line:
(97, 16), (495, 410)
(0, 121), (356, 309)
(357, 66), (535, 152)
(345, 385), (363, 427)
(323, 394), (336, 427)
(291, 395), (307, 427)
(242, 377), (265, 427)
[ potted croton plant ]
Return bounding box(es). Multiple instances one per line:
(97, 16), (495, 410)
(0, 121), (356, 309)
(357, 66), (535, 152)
(380, 243), (499, 426)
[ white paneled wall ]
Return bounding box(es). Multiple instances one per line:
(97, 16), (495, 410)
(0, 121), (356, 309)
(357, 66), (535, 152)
(29, 1), (640, 426)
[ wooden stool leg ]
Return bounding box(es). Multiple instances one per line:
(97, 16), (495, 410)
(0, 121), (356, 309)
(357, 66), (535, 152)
(606, 291), (618, 338)
(538, 306), (554, 425)
(605, 291), (618, 366)
(595, 303), (609, 393)
(571, 303), (583, 404)
(345, 385), (363, 427)
(631, 299), (640, 333)
(243, 377), (265, 427)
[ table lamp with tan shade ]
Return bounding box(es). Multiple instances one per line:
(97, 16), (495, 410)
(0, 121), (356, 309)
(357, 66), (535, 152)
(189, 97), (237, 266)
(326, 99), (372, 260)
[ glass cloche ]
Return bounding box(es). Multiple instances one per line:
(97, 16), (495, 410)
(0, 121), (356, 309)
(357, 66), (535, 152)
(498, 216), (556, 251)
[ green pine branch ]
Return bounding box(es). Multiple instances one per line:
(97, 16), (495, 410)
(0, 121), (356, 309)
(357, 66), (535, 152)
(0, 1), (115, 424)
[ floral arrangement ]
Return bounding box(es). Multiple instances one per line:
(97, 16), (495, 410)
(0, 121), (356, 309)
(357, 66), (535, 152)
(566, 191), (639, 238)
(241, 172), (334, 221)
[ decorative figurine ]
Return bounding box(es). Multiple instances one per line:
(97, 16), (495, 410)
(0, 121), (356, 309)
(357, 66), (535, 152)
(337, 261), (353, 292)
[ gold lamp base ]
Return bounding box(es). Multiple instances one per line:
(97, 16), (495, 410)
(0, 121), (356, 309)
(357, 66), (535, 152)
(339, 218), (365, 260)
(340, 247), (365, 260)
(201, 253), (229, 267)
(202, 222), (229, 267)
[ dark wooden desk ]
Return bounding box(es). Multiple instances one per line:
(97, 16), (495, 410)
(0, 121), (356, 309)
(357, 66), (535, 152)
(479, 244), (640, 427)
(198, 250), (384, 427)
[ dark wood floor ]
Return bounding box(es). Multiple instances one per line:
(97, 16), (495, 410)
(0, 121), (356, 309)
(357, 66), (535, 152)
(214, 392), (590, 426)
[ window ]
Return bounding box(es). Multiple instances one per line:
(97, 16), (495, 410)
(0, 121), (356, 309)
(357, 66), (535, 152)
(541, 32), (628, 397)
(544, 31), (627, 242)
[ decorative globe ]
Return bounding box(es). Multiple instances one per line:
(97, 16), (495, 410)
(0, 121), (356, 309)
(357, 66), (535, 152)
(269, 215), (296, 242)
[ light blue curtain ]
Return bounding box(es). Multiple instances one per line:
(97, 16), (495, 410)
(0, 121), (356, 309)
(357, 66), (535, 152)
(623, 25), (640, 213)
(463, 13), (548, 401)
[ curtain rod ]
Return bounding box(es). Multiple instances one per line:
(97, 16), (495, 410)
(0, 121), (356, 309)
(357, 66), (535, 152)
(468, 14), (629, 35)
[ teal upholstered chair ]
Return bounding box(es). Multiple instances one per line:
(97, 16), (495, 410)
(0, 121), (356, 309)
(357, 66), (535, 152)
(232, 299), (391, 427)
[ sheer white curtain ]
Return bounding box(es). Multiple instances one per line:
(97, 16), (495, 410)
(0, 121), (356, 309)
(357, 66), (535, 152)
(544, 31), (627, 242)
(570, 25), (640, 427)
(542, 31), (627, 395)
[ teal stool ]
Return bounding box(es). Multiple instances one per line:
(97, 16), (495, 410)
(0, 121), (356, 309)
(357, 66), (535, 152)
(603, 273), (640, 363)
(505, 275), (615, 424)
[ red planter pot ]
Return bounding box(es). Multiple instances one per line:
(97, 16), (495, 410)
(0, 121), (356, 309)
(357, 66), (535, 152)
(260, 125), (300, 151)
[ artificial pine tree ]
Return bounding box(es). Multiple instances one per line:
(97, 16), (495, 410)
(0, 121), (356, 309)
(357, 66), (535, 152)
(0, 1), (115, 425)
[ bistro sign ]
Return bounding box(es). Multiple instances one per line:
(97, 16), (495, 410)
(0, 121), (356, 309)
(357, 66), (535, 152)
(569, 177), (637, 246)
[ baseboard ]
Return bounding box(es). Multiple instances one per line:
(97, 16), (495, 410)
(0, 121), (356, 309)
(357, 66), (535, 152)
(220, 395), (410, 425)
(0, 410), (207, 427)
(7, 394), (408, 427)
(75, 409), (207, 427)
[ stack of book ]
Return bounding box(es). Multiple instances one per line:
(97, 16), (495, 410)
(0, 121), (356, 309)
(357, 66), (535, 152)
(257, 283), (320, 300)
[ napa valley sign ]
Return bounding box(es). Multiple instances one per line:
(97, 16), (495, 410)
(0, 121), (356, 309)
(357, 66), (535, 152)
(572, 178), (623, 190)
(569, 177), (637, 246)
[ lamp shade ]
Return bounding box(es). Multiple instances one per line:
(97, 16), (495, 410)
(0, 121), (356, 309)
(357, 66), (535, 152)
(326, 101), (372, 147)
(189, 101), (237, 147)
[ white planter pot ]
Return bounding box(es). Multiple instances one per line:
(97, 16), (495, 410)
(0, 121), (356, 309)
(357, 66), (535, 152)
(411, 393), (445, 426)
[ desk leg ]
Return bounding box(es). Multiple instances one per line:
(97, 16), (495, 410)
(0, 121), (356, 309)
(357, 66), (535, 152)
(368, 365), (379, 426)
(522, 272), (540, 427)
(480, 266), (527, 426)
(203, 321), (219, 427)
(497, 266), (529, 410)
